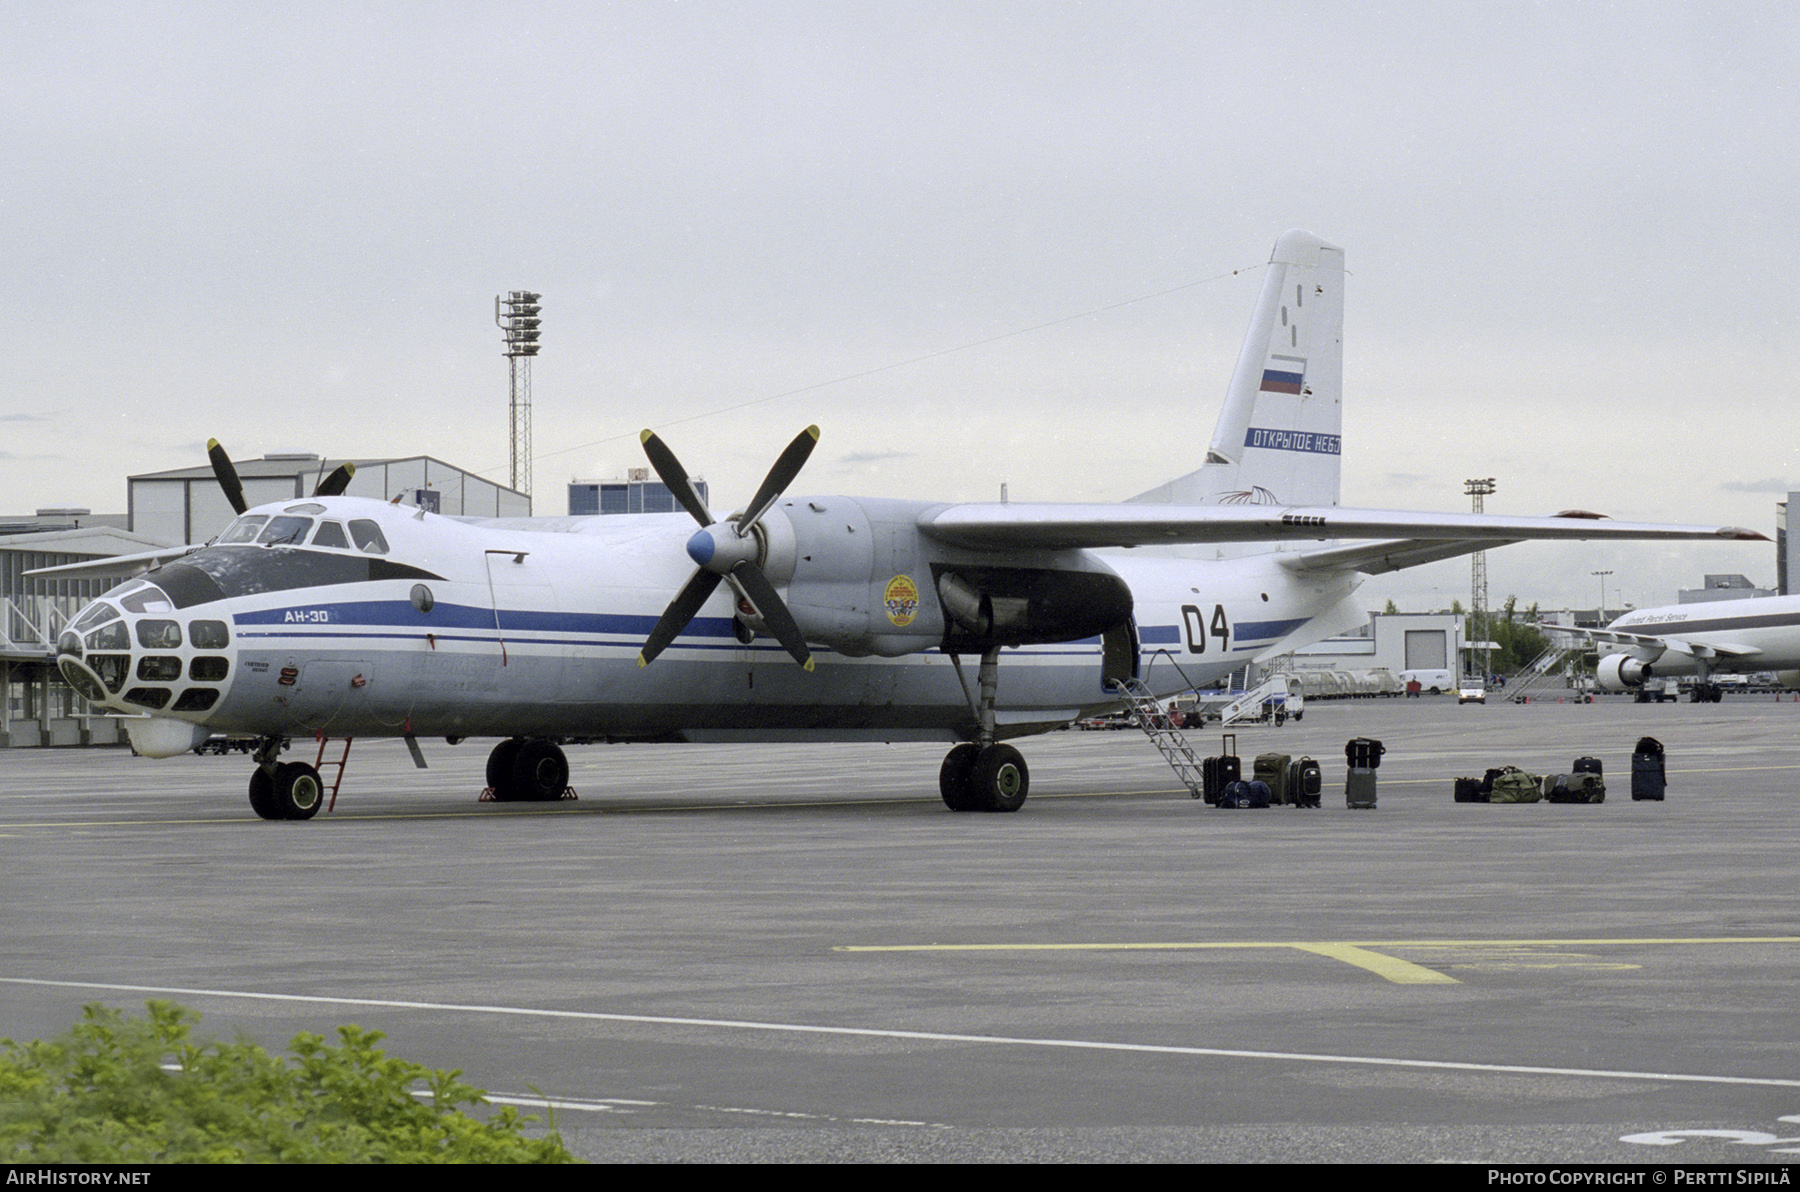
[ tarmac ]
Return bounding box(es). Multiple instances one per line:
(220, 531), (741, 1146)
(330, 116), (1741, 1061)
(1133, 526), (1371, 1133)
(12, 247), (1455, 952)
(3, 692), (1798, 1164)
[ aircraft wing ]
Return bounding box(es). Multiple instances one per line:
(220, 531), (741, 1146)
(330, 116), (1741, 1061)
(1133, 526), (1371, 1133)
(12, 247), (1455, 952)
(24, 545), (196, 581)
(916, 503), (1765, 552)
(1541, 622), (1763, 660)
(1278, 537), (1524, 575)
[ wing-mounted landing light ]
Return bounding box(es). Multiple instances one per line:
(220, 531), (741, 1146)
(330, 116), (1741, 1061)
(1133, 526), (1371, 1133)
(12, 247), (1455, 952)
(206, 441), (359, 511)
(637, 426), (820, 671)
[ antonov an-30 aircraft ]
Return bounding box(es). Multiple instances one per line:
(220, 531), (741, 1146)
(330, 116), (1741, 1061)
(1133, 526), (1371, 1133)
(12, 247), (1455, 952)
(46, 231), (1762, 819)
(1551, 596), (1800, 702)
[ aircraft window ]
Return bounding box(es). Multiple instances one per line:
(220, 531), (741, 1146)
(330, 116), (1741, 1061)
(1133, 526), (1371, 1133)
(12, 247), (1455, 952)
(190, 620), (230, 649)
(350, 520), (389, 554)
(70, 603), (120, 635)
(86, 622), (129, 652)
(120, 587), (174, 614)
(257, 516), (314, 546)
(411, 584), (434, 613)
(219, 515), (269, 545)
(57, 631), (82, 660)
(136, 656), (183, 682)
(58, 658), (105, 704)
(90, 655), (129, 694)
(124, 687), (172, 710)
(136, 619), (182, 649)
(190, 657), (229, 682)
(285, 502), (327, 515)
(312, 520), (350, 549)
(173, 689), (219, 712)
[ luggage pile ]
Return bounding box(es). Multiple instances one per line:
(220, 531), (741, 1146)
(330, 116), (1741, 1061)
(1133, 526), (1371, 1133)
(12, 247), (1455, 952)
(1198, 735), (1326, 809)
(1454, 745), (1668, 804)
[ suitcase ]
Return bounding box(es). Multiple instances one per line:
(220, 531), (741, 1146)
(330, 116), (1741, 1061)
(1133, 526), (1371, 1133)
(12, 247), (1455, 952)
(1631, 736), (1666, 801)
(1453, 776), (1489, 803)
(1346, 767), (1377, 809)
(1201, 733), (1241, 805)
(1345, 737), (1386, 769)
(1288, 756), (1323, 808)
(1254, 752), (1292, 805)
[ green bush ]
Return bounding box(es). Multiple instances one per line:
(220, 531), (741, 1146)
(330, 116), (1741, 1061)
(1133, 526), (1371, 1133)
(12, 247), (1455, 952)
(0, 1001), (576, 1163)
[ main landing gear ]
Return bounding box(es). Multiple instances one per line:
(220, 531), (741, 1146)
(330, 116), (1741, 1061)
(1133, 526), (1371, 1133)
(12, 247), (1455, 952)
(483, 737), (573, 802)
(939, 647), (1030, 813)
(246, 737), (324, 821)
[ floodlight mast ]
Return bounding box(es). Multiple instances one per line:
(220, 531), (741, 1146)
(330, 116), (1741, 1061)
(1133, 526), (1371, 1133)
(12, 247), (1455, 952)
(496, 291), (542, 497)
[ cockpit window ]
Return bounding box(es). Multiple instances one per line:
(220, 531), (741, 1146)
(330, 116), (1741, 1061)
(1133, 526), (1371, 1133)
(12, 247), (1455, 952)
(257, 516), (313, 546)
(119, 586), (174, 614)
(69, 602), (120, 635)
(349, 520), (389, 554)
(218, 515), (269, 545)
(311, 520), (350, 549)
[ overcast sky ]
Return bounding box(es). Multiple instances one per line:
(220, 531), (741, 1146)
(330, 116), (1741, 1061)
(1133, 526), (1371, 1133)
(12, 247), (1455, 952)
(5, 1), (1796, 611)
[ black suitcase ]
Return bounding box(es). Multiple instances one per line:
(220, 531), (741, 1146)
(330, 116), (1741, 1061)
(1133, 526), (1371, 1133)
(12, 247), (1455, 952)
(1454, 776), (1488, 803)
(1631, 736), (1666, 801)
(1201, 733), (1240, 805)
(1288, 756), (1323, 808)
(1345, 737), (1386, 769)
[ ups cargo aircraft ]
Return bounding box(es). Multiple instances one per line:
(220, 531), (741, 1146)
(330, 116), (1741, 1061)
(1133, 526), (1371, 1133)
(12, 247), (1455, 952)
(1550, 595), (1800, 702)
(43, 231), (1763, 819)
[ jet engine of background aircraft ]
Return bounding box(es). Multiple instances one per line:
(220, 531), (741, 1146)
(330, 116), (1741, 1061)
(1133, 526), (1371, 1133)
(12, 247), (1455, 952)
(1595, 653), (1657, 690)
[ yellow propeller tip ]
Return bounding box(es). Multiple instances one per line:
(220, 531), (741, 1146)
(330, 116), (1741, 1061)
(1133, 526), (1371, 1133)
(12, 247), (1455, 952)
(639, 429), (655, 444)
(802, 658), (816, 672)
(637, 655), (649, 668)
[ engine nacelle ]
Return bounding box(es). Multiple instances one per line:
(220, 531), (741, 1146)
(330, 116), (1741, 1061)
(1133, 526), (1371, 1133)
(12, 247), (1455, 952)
(1595, 653), (1655, 690)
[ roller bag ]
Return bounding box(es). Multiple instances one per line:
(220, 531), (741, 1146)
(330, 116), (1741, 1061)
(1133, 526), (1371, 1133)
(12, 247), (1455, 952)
(1288, 756), (1323, 808)
(1201, 733), (1241, 805)
(1574, 756), (1603, 779)
(1545, 772), (1606, 803)
(1631, 736), (1666, 801)
(1254, 752), (1292, 805)
(1345, 768), (1377, 809)
(1488, 767), (1542, 803)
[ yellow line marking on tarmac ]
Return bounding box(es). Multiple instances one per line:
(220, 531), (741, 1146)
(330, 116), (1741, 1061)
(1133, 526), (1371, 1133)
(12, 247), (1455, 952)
(835, 936), (1800, 984)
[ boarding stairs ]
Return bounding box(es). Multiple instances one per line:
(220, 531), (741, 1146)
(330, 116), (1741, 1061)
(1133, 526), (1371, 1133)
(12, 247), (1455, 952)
(1218, 673), (1300, 726)
(1504, 644), (1580, 702)
(1107, 677), (1205, 798)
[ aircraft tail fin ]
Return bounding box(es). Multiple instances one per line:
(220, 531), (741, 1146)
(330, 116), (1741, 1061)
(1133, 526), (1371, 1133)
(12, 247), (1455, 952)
(1131, 230), (1344, 513)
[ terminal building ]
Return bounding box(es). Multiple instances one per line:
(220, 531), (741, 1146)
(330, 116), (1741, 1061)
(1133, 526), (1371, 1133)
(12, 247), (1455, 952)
(568, 469), (706, 516)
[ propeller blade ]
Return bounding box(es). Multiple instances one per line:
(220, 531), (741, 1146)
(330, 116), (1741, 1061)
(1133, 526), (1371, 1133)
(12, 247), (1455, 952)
(735, 425), (819, 534)
(207, 438), (247, 515)
(732, 562), (814, 671)
(639, 430), (714, 526)
(638, 568), (723, 667)
(313, 461), (355, 497)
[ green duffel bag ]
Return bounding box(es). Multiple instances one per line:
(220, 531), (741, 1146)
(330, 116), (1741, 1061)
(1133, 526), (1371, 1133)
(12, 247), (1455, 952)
(1488, 767), (1543, 804)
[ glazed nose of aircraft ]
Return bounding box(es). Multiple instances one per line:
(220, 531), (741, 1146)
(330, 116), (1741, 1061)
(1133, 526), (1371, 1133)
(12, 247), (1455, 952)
(54, 590), (235, 716)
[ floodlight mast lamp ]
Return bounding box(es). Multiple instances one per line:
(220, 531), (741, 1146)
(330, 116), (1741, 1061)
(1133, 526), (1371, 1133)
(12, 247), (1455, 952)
(496, 290), (542, 498)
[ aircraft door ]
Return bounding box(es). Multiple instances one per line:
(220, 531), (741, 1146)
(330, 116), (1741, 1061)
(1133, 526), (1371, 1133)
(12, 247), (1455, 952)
(483, 549), (567, 698)
(282, 659), (376, 732)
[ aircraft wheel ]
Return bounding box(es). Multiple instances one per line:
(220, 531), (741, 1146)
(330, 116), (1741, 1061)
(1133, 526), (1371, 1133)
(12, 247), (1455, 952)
(248, 768), (282, 820)
(272, 762), (324, 821)
(970, 743), (1029, 813)
(939, 743), (981, 811)
(486, 738), (524, 801)
(511, 739), (570, 801)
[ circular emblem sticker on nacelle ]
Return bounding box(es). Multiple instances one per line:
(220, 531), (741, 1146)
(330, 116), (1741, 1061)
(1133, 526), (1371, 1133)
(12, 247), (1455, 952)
(884, 575), (920, 627)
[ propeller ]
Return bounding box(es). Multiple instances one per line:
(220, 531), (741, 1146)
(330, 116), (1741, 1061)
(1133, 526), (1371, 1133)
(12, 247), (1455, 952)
(207, 440), (357, 511)
(637, 426), (820, 671)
